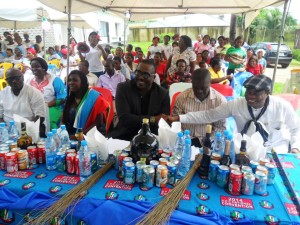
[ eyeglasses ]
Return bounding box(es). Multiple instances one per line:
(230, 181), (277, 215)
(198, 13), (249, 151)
(6, 76), (22, 83)
(135, 70), (154, 79)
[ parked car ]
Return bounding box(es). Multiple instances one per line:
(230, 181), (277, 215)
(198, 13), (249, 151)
(250, 42), (292, 68)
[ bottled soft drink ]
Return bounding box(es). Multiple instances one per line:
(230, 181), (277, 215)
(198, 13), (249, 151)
(8, 121), (19, 141)
(78, 140), (91, 181)
(177, 138), (191, 178)
(212, 132), (224, 156)
(198, 125), (213, 179)
(236, 140), (250, 166)
(227, 134), (236, 164)
(52, 129), (61, 151)
(59, 125), (70, 146)
(0, 122), (9, 143)
(183, 130), (190, 140)
(45, 132), (57, 170)
(173, 131), (184, 156)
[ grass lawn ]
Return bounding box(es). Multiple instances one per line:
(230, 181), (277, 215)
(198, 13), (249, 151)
(273, 82), (284, 94)
(290, 59), (300, 67)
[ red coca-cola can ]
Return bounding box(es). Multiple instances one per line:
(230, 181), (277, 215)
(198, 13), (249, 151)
(66, 153), (76, 174)
(37, 145), (46, 164)
(66, 149), (76, 156)
(5, 152), (18, 173)
(0, 150), (9, 170)
(118, 153), (128, 175)
(228, 170), (242, 196)
(27, 146), (38, 168)
(75, 155), (80, 175)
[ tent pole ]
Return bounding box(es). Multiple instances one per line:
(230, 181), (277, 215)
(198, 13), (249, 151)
(67, 0), (72, 77)
(123, 17), (126, 52)
(82, 26), (85, 42)
(271, 0), (290, 94)
(42, 9), (46, 60)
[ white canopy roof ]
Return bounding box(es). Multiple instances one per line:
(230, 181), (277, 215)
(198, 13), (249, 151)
(38, 0), (284, 21)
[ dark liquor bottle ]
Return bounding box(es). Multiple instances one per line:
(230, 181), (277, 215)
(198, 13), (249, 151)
(131, 118), (159, 164)
(220, 140), (232, 166)
(75, 128), (84, 151)
(235, 140), (250, 166)
(17, 122), (32, 149)
(198, 125), (213, 179)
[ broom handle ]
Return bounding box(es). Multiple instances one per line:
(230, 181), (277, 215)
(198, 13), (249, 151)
(271, 150), (300, 216)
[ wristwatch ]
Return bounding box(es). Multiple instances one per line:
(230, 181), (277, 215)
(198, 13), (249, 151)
(150, 116), (156, 124)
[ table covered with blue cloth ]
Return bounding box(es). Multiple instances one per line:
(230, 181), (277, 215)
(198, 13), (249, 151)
(0, 154), (299, 225)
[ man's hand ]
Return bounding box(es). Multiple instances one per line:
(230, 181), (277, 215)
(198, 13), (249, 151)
(291, 148), (300, 154)
(154, 114), (168, 124)
(226, 74), (233, 81)
(166, 115), (180, 124)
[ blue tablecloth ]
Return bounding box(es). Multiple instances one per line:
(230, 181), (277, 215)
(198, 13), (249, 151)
(0, 154), (299, 225)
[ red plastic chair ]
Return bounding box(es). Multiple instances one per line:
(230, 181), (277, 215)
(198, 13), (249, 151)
(170, 92), (182, 116)
(211, 83), (234, 96)
(92, 87), (114, 133)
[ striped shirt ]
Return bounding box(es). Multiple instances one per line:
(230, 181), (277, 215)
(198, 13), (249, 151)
(172, 87), (227, 141)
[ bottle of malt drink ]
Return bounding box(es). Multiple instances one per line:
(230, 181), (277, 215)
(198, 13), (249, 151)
(17, 122), (32, 149)
(220, 140), (232, 166)
(198, 125), (213, 179)
(75, 128), (84, 151)
(235, 140), (250, 166)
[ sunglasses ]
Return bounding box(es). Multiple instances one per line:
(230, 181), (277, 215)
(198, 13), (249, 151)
(135, 70), (154, 79)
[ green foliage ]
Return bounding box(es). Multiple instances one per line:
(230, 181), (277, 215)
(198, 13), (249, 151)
(157, 33), (176, 43)
(292, 49), (300, 60)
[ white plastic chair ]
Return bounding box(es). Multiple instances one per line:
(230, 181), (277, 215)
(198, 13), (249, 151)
(169, 82), (192, 103)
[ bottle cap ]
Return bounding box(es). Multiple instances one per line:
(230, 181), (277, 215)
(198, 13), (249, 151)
(47, 132), (53, 137)
(184, 130), (190, 135)
(81, 140), (87, 146)
(52, 129), (57, 134)
(178, 131), (183, 137)
(206, 125), (212, 133)
(61, 124), (66, 130)
(223, 130), (229, 137)
(9, 121), (15, 125)
(216, 132), (221, 138)
(0, 123), (5, 127)
(185, 138), (191, 144)
(142, 118), (149, 124)
(227, 134), (233, 140)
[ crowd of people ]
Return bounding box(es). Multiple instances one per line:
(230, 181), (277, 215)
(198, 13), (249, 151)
(0, 30), (299, 154)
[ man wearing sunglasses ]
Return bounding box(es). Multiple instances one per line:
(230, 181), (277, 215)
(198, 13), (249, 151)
(110, 60), (170, 141)
(0, 68), (46, 137)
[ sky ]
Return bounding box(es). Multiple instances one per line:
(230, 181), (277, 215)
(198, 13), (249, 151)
(280, 0), (300, 22)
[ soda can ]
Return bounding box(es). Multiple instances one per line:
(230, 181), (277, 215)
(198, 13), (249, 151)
(216, 165), (230, 188)
(170, 156), (179, 166)
(256, 165), (268, 176)
(56, 152), (66, 172)
(113, 150), (122, 170)
(159, 158), (168, 166)
(37, 145), (46, 164)
(122, 157), (133, 179)
(27, 146), (38, 169)
(124, 162), (135, 185)
(208, 160), (220, 182)
(259, 157), (270, 166)
(254, 171), (267, 195)
(122, 148), (131, 155)
(211, 153), (222, 162)
(62, 144), (70, 149)
(10, 147), (20, 153)
(75, 155), (80, 175)
(90, 152), (98, 173)
(0, 144), (9, 149)
(228, 170), (242, 196)
(156, 165), (168, 188)
(241, 166), (252, 174)
(136, 161), (146, 183)
(142, 165), (155, 189)
(17, 150), (29, 170)
(229, 164), (240, 172)
(66, 149), (76, 155)
(0, 150), (9, 170)
(5, 152), (18, 173)
(118, 153), (128, 177)
(9, 142), (17, 150)
(150, 160), (159, 169)
(66, 153), (76, 174)
(167, 162), (176, 185)
(160, 153), (170, 160)
(163, 149), (172, 156)
(242, 172), (255, 195)
(70, 141), (78, 150)
(249, 160), (259, 173)
(265, 163), (276, 185)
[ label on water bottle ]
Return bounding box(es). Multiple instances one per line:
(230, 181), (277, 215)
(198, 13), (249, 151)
(46, 155), (56, 167)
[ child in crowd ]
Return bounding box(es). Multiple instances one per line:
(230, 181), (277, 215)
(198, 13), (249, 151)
(168, 59), (191, 86)
(246, 56), (263, 76)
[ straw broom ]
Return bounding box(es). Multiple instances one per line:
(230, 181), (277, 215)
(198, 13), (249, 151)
(136, 154), (202, 225)
(27, 161), (114, 225)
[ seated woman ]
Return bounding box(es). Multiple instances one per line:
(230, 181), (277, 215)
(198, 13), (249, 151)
(62, 70), (110, 136)
(29, 57), (67, 130)
(246, 56), (263, 76)
(168, 59), (191, 86)
(153, 52), (167, 88)
(208, 58), (233, 85)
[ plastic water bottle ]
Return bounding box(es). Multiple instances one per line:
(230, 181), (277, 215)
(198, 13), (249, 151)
(174, 131), (184, 156)
(52, 129), (61, 151)
(0, 122), (9, 143)
(59, 125), (70, 146)
(45, 132), (57, 170)
(78, 140), (91, 181)
(227, 134), (236, 164)
(177, 138), (191, 178)
(212, 132), (224, 156)
(183, 130), (190, 140)
(223, 130), (229, 142)
(8, 121), (19, 141)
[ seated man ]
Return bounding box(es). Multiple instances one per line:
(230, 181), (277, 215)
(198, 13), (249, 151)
(173, 69), (227, 147)
(167, 75), (300, 154)
(97, 59), (126, 97)
(0, 68), (46, 136)
(78, 60), (98, 87)
(110, 60), (170, 141)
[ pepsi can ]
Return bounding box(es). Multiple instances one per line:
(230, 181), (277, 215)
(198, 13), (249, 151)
(124, 162), (135, 185)
(216, 165), (230, 188)
(242, 172), (255, 195)
(254, 171), (267, 195)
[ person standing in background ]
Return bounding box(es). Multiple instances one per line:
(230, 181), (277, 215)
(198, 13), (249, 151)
(161, 35), (172, 61)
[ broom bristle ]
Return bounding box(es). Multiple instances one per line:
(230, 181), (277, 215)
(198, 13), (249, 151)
(136, 154), (202, 225)
(28, 161), (114, 225)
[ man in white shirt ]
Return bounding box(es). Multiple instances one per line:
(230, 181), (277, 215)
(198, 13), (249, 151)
(167, 75), (300, 153)
(0, 68), (46, 136)
(78, 60), (98, 87)
(161, 35), (172, 60)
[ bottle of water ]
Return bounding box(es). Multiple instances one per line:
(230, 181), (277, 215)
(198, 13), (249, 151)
(227, 134), (236, 164)
(212, 132), (224, 156)
(177, 138), (191, 178)
(52, 129), (61, 151)
(45, 132), (57, 170)
(0, 122), (9, 143)
(223, 130), (229, 142)
(78, 140), (91, 181)
(8, 121), (19, 141)
(183, 130), (190, 140)
(174, 131), (184, 156)
(59, 125), (70, 146)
